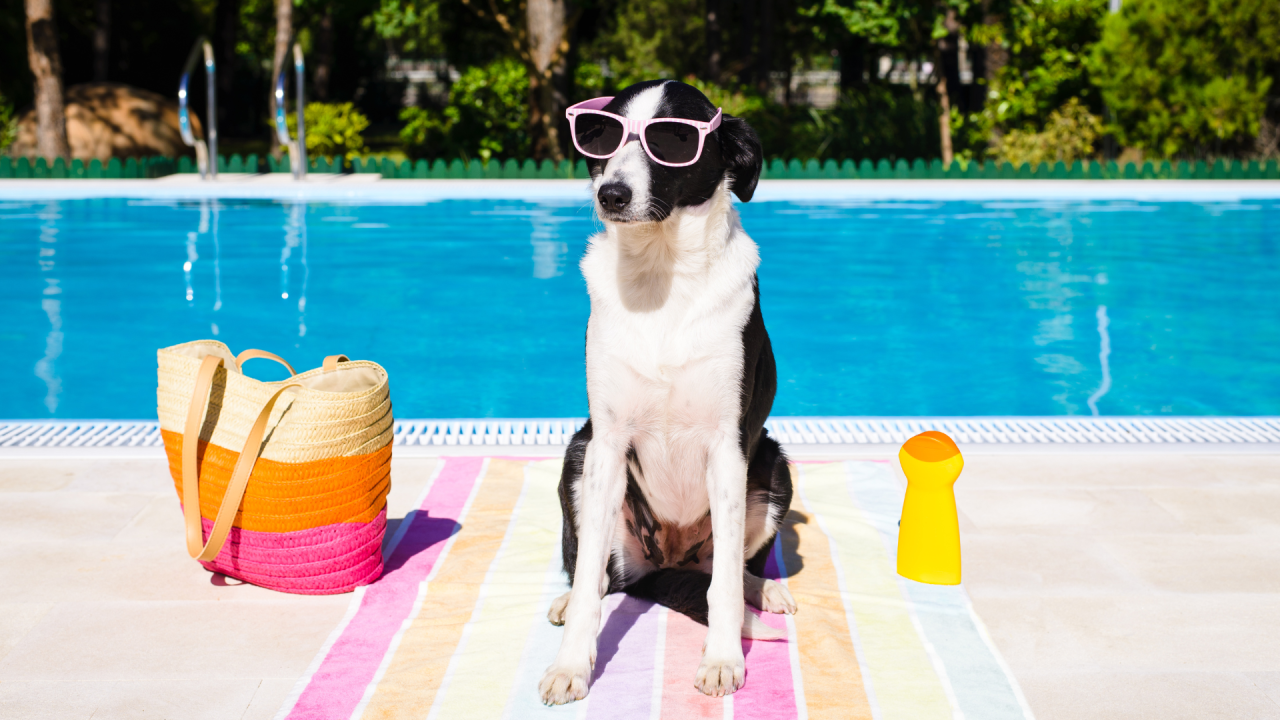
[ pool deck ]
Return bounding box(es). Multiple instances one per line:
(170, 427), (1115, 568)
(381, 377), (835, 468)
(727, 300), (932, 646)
(2, 440), (1278, 719)
(3, 175), (1280, 203)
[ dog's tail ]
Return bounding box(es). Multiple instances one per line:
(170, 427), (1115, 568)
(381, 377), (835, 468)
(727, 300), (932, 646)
(623, 568), (785, 641)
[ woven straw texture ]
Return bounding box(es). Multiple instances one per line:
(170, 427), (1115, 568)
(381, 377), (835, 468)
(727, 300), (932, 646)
(156, 340), (393, 595)
(157, 340), (393, 463)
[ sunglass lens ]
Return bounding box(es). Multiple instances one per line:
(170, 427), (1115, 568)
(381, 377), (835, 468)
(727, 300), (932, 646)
(644, 122), (700, 164)
(574, 114), (624, 156)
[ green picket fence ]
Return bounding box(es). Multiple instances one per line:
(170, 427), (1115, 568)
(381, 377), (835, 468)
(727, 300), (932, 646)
(0, 156), (177, 179)
(3, 154), (1279, 180)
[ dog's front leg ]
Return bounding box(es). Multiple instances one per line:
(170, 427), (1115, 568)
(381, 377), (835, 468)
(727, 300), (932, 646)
(696, 436), (748, 696)
(539, 436), (627, 705)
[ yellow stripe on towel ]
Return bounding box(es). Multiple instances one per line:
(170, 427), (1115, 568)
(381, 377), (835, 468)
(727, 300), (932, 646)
(429, 459), (564, 719)
(359, 458), (527, 720)
(780, 465), (874, 720)
(798, 462), (952, 720)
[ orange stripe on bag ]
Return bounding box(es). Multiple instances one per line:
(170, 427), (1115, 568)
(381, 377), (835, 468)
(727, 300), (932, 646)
(162, 429), (391, 533)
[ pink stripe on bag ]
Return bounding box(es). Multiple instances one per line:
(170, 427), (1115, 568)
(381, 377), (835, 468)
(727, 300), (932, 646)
(197, 510), (387, 594)
(284, 456), (486, 720)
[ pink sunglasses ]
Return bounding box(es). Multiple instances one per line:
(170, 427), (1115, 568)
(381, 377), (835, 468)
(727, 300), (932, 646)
(566, 97), (723, 167)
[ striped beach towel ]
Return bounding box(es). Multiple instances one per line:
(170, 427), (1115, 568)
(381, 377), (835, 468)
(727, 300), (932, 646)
(275, 457), (1034, 720)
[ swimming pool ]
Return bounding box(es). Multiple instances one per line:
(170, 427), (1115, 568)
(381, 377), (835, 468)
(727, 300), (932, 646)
(2, 195), (1278, 419)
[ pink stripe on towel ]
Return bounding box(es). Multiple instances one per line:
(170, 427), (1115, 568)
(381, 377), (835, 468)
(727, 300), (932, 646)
(284, 456), (486, 720)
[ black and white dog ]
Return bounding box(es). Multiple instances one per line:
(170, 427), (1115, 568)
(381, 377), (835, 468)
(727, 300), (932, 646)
(540, 80), (795, 705)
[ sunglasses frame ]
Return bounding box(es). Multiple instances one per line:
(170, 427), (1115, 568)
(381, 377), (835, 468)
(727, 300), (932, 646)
(566, 97), (723, 168)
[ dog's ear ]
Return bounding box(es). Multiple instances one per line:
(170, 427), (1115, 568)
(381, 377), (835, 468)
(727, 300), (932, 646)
(718, 114), (763, 202)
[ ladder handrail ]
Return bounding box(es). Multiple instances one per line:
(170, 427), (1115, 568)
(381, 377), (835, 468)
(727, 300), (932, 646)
(178, 38), (216, 180)
(273, 43), (307, 181)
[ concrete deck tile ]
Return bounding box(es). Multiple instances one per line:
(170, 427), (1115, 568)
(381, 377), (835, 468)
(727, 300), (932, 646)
(0, 680), (265, 720)
(963, 534), (1142, 595)
(973, 594), (1280, 674)
(959, 487), (1189, 535)
(1016, 671), (1280, 720)
(0, 599), (349, 681)
(0, 458), (171, 493)
(0, 603), (53, 658)
(1244, 672), (1280, 708)
(0, 492), (156, 542)
(1102, 534), (1280, 593)
(1142, 487), (1280, 534)
(0, 681), (107, 720)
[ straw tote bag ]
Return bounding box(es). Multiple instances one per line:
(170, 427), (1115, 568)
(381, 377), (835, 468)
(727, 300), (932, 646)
(156, 340), (393, 594)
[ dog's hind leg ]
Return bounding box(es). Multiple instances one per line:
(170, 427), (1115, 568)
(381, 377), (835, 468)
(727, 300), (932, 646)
(744, 570), (797, 615)
(539, 433), (629, 706)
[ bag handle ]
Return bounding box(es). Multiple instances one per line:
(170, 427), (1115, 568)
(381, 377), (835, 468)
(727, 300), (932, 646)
(235, 348), (297, 376)
(323, 354), (349, 372)
(182, 354), (301, 562)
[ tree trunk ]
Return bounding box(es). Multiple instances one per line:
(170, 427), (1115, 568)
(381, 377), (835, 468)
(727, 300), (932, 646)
(706, 0), (721, 80)
(214, 0), (241, 132)
(527, 0), (566, 161)
(314, 3), (334, 101)
(24, 0), (69, 159)
(935, 7), (960, 166)
(981, 0), (1007, 147)
(936, 64), (954, 165)
(269, 0), (292, 157)
(93, 0), (109, 81)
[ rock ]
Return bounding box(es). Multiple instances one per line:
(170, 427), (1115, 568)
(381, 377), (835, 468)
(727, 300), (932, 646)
(9, 82), (202, 160)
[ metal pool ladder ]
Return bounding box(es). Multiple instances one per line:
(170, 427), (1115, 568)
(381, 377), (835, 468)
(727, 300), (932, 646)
(178, 38), (216, 179)
(274, 43), (308, 180)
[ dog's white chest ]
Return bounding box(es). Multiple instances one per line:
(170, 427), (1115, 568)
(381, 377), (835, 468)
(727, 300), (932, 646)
(580, 212), (759, 525)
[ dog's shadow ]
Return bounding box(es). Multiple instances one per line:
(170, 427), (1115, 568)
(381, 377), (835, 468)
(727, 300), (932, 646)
(591, 594), (651, 682)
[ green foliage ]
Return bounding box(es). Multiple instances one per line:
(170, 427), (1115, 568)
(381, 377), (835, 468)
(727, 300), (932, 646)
(994, 97), (1102, 165)
(1089, 0), (1280, 158)
(286, 102), (371, 159)
(579, 0), (706, 87)
(400, 57), (530, 161)
(968, 0), (1106, 152)
(363, 0), (444, 58)
(683, 78), (940, 161)
(0, 92), (17, 154)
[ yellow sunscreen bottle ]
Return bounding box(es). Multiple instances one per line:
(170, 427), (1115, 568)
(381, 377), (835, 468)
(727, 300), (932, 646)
(897, 430), (963, 585)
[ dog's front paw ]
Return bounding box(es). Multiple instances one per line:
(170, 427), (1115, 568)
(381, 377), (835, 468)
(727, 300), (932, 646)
(694, 654), (745, 697)
(539, 662), (591, 705)
(547, 591), (571, 626)
(757, 579), (797, 615)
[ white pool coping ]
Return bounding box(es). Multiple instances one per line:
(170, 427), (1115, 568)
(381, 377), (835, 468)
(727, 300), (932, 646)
(3, 176), (1280, 202)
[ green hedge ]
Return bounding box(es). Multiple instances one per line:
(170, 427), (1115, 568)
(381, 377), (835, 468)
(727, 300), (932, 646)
(3, 155), (1279, 180)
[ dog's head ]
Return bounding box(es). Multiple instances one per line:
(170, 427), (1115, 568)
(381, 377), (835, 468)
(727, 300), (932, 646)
(583, 80), (762, 224)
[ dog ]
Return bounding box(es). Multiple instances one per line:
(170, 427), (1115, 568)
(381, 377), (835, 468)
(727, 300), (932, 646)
(539, 80), (796, 706)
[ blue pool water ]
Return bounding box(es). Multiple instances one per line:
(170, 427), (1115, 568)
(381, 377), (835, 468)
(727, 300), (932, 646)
(2, 197), (1278, 419)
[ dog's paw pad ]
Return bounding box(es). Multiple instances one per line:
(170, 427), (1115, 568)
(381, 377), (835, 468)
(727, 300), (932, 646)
(759, 579), (797, 615)
(694, 656), (745, 697)
(547, 591), (571, 626)
(539, 663), (590, 705)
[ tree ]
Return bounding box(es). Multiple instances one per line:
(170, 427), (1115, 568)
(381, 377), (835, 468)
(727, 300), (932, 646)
(24, 0), (69, 158)
(818, 0), (973, 165)
(1089, 0), (1280, 158)
(965, 0), (1106, 158)
(459, 0), (578, 161)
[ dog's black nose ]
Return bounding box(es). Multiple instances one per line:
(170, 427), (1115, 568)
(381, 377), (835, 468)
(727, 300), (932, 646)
(597, 183), (631, 211)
